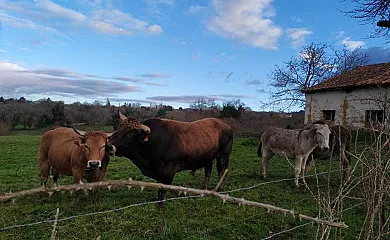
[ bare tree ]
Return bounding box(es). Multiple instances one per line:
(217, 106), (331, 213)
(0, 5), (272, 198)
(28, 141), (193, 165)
(332, 45), (370, 74)
(345, 0), (390, 39)
(264, 42), (369, 111)
(189, 98), (219, 110)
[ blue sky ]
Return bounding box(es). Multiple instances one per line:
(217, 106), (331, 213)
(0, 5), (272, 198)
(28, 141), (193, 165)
(0, 0), (389, 111)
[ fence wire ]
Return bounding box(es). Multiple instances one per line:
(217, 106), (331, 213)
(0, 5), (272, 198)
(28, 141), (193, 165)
(261, 222), (312, 240)
(0, 169), (346, 233)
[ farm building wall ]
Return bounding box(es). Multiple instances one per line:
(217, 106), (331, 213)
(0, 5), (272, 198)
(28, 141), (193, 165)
(304, 88), (389, 129)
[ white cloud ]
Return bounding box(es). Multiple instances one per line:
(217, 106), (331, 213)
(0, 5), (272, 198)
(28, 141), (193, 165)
(0, 61), (141, 99)
(147, 94), (253, 104)
(148, 25), (163, 34)
(18, 47), (29, 51)
(89, 9), (162, 35)
(185, 5), (208, 15)
(143, 0), (175, 17)
(144, 0), (175, 5)
(0, 0), (162, 37)
(212, 53), (234, 62)
(292, 16), (303, 23)
(341, 37), (365, 50)
(206, 0), (282, 49)
(0, 49), (9, 53)
(286, 28), (312, 48)
(193, 53), (202, 60)
(137, 73), (169, 78)
(0, 11), (72, 40)
(172, 39), (186, 45)
(38, 0), (87, 22)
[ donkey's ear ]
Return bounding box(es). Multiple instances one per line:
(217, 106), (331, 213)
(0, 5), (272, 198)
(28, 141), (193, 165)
(307, 128), (317, 140)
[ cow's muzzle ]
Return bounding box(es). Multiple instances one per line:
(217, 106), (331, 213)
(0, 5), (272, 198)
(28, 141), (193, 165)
(321, 146), (329, 152)
(87, 160), (102, 169)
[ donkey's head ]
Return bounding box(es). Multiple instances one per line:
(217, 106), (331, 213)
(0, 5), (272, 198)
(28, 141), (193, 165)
(312, 123), (331, 151)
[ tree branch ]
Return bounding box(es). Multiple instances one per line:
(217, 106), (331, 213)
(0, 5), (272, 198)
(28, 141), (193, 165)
(0, 180), (348, 229)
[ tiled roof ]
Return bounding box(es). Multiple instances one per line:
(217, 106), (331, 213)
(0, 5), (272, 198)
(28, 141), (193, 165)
(303, 62), (390, 93)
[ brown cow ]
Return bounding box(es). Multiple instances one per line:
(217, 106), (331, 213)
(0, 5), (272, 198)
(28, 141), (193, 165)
(109, 112), (233, 206)
(38, 127), (116, 207)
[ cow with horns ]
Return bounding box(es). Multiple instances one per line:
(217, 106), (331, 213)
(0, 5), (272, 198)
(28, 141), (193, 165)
(109, 112), (233, 206)
(38, 127), (116, 207)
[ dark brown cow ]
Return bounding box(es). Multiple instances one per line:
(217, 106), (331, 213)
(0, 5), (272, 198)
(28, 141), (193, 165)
(306, 125), (352, 181)
(110, 112), (233, 205)
(38, 127), (116, 206)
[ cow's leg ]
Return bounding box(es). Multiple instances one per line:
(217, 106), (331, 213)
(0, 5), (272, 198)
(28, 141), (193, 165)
(294, 156), (303, 187)
(215, 154), (229, 191)
(38, 154), (50, 187)
(216, 137), (231, 185)
(84, 170), (103, 203)
(203, 161), (213, 190)
(157, 174), (175, 208)
(261, 148), (274, 179)
(52, 168), (59, 186)
(72, 171), (84, 210)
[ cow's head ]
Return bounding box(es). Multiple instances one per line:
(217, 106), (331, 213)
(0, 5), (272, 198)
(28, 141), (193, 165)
(311, 122), (331, 152)
(109, 111), (151, 155)
(72, 128), (116, 169)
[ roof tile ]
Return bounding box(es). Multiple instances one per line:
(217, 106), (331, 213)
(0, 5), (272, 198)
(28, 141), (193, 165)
(303, 62), (390, 93)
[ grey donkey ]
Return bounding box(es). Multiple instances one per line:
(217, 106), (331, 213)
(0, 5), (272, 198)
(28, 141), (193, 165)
(258, 123), (331, 187)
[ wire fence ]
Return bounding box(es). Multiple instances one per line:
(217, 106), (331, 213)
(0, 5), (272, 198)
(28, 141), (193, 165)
(0, 169), (352, 239)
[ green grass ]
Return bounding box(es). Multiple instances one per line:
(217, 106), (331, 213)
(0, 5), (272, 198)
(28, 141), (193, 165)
(0, 134), (366, 239)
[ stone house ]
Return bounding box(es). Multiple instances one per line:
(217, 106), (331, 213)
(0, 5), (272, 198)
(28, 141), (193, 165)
(303, 62), (390, 129)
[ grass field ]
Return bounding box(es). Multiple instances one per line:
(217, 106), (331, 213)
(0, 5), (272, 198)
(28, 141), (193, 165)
(0, 131), (367, 239)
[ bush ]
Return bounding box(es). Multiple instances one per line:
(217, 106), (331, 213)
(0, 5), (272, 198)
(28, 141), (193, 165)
(0, 123), (10, 136)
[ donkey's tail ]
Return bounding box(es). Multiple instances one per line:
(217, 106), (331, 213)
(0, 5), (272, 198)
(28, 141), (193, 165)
(257, 142), (262, 157)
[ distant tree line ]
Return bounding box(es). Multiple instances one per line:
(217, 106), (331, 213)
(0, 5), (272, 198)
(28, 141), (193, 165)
(0, 96), (253, 131)
(188, 98), (249, 120)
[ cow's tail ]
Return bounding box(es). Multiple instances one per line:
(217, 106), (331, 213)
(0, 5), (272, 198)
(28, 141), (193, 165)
(257, 141), (262, 157)
(38, 141), (50, 186)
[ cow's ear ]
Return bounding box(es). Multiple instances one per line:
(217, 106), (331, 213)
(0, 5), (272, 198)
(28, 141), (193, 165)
(73, 136), (84, 146)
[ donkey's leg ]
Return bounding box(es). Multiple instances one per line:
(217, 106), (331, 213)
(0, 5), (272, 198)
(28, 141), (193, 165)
(300, 155), (310, 184)
(305, 154), (315, 173)
(261, 149), (274, 179)
(294, 156), (303, 187)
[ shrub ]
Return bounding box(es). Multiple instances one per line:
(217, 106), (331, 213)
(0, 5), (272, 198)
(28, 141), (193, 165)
(0, 123), (10, 136)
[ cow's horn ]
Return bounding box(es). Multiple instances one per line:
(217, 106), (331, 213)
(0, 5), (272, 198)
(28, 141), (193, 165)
(118, 110), (127, 121)
(141, 124), (150, 133)
(106, 130), (118, 138)
(72, 126), (87, 136)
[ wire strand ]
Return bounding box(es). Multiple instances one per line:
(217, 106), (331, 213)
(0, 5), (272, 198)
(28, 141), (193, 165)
(0, 169), (342, 231)
(260, 222), (311, 240)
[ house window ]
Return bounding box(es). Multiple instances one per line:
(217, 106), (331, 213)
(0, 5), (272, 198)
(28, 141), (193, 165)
(365, 110), (384, 123)
(323, 110), (335, 121)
